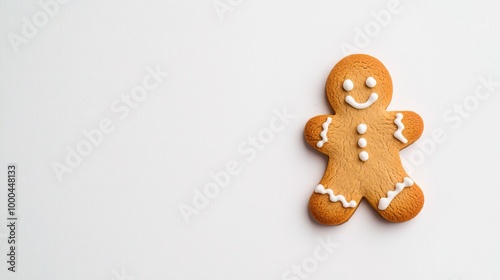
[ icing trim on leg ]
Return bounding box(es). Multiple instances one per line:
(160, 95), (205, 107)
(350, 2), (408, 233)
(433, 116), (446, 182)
(314, 184), (357, 208)
(378, 177), (414, 210)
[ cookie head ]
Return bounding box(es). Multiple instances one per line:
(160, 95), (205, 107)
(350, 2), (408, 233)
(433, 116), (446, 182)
(326, 54), (393, 114)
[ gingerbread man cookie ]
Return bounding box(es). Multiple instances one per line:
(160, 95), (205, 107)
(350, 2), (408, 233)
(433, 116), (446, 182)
(305, 54), (424, 225)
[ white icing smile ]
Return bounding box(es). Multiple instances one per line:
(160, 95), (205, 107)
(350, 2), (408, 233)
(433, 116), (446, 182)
(345, 93), (379, 110)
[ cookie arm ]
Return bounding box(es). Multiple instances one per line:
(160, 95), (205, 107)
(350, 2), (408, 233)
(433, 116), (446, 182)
(389, 111), (424, 149)
(304, 115), (335, 152)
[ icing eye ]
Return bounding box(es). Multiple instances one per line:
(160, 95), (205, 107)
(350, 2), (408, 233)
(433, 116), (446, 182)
(366, 77), (376, 88)
(343, 79), (354, 91)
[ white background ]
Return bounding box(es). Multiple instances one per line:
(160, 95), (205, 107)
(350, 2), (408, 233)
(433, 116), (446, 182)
(1, 0), (500, 279)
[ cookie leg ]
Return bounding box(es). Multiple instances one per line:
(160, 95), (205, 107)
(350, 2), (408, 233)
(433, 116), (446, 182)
(309, 183), (362, 225)
(368, 177), (424, 223)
